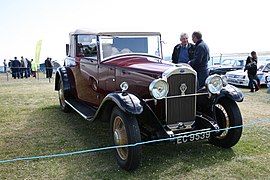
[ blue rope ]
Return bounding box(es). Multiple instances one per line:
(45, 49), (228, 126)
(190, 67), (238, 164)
(0, 118), (269, 163)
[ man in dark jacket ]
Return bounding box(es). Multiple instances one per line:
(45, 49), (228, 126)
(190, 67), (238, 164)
(12, 57), (21, 79)
(45, 57), (53, 78)
(189, 31), (210, 89)
(172, 33), (195, 64)
(244, 51), (259, 92)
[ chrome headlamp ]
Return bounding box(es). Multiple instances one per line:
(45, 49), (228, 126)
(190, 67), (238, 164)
(205, 75), (223, 94)
(149, 79), (169, 99)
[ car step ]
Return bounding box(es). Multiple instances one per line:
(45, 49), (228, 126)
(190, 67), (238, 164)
(65, 99), (97, 120)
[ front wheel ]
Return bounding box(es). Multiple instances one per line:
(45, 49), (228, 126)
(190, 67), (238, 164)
(110, 107), (142, 170)
(208, 98), (243, 148)
(58, 79), (71, 113)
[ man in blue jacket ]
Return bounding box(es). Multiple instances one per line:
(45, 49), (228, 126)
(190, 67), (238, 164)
(188, 31), (210, 89)
(172, 33), (194, 64)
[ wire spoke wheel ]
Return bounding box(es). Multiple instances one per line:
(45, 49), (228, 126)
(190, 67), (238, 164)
(215, 104), (230, 138)
(110, 107), (141, 170)
(113, 116), (128, 160)
(208, 98), (243, 148)
(58, 80), (65, 107)
(58, 79), (71, 113)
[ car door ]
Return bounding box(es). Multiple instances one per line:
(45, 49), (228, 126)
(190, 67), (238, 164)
(75, 34), (99, 106)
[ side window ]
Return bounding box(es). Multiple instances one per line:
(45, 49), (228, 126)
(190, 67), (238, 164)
(76, 35), (97, 59)
(69, 35), (76, 57)
(264, 64), (270, 72)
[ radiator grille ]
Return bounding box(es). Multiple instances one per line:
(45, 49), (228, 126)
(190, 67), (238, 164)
(166, 74), (196, 124)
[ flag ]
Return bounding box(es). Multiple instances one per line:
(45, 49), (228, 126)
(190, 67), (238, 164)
(35, 40), (42, 67)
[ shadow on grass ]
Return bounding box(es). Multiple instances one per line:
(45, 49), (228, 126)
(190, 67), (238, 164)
(16, 104), (237, 177)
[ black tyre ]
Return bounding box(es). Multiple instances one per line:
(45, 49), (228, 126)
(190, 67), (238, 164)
(208, 98), (242, 148)
(58, 79), (71, 113)
(110, 106), (142, 170)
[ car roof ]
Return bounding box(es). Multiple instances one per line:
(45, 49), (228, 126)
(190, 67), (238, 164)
(258, 61), (270, 66)
(71, 29), (161, 36)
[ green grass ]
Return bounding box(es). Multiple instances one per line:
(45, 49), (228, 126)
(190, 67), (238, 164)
(0, 74), (270, 179)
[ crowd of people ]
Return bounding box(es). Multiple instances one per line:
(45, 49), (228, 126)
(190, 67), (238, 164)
(4, 56), (54, 79)
(7, 56), (36, 79)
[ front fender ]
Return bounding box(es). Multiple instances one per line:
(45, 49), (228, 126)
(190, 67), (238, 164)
(216, 84), (244, 102)
(103, 92), (143, 115)
(55, 67), (77, 98)
(55, 67), (71, 91)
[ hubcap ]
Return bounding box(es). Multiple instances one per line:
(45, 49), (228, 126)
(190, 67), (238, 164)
(58, 82), (65, 107)
(113, 116), (128, 160)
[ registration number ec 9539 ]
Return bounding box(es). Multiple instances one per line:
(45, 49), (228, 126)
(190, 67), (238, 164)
(176, 131), (211, 144)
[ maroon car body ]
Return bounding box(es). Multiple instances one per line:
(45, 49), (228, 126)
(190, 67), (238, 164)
(55, 29), (244, 170)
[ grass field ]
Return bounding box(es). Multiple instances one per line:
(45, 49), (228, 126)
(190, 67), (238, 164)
(0, 74), (269, 179)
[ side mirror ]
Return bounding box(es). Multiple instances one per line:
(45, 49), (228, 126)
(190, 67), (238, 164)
(66, 44), (69, 56)
(161, 40), (167, 44)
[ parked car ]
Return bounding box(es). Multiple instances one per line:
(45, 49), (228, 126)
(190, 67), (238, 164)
(225, 61), (270, 86)
(39, 61), (61, 73)
(55, 29), (244, 170)
(265, 74), (270, 93)
(208, 59), (245, 75)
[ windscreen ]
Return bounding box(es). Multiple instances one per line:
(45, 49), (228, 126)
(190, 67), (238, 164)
(99, 35), (161, 60)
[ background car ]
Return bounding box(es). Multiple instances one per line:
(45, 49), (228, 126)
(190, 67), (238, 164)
(225, 61), (270, 86)
(265, 73), (270, 85)
(208, 59), (245, 75)
(39, 61), (61, 73)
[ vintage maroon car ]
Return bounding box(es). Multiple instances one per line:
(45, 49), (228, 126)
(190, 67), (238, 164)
(55, 29), (244, 170)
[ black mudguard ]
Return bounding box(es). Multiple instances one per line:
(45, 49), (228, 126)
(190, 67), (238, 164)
(216, 84), (244, 102)
(55, 67), (71, 92)
(100, 92), (143, 115)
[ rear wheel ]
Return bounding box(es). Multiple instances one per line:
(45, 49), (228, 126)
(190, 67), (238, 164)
(110, 107), (142, 170)
(208, 98), (242, 148)
(58, 79), (71, 113)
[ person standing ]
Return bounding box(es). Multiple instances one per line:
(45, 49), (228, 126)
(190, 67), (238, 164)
(3, 59), (7, 73)
(31, 59), (37, 78)
(20, 56), (28, 78)
(8, 60), (13, 76)
(26, 58), (31, 77)
(45, 57), (53, 78)
(172, 33), (195, 64)
(244, 51), (259, 92)
(12, 57), (21, 79)
(188, 31), (210, 89)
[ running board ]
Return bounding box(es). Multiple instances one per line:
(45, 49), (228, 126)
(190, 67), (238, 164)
(65, 99), (97, 120)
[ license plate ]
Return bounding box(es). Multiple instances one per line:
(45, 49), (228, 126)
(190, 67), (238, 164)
(176, 131), (210, 144)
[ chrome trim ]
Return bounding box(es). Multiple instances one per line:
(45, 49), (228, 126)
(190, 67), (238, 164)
(162, 64), (197, 81)
(166, 121), (194, 131)
(149, 79), (169, 99)
(162, 66), (198, 124)
(65, 100), (88, 120)
(143, 92), (208, 102)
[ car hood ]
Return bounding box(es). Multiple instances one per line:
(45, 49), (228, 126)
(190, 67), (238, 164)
(104, 54), (174, 74)
(209, 65), (239, 69)
(226, 69), (246, 75)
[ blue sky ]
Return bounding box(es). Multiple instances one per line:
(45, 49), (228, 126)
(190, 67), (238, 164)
(0, 0), (269, 64)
